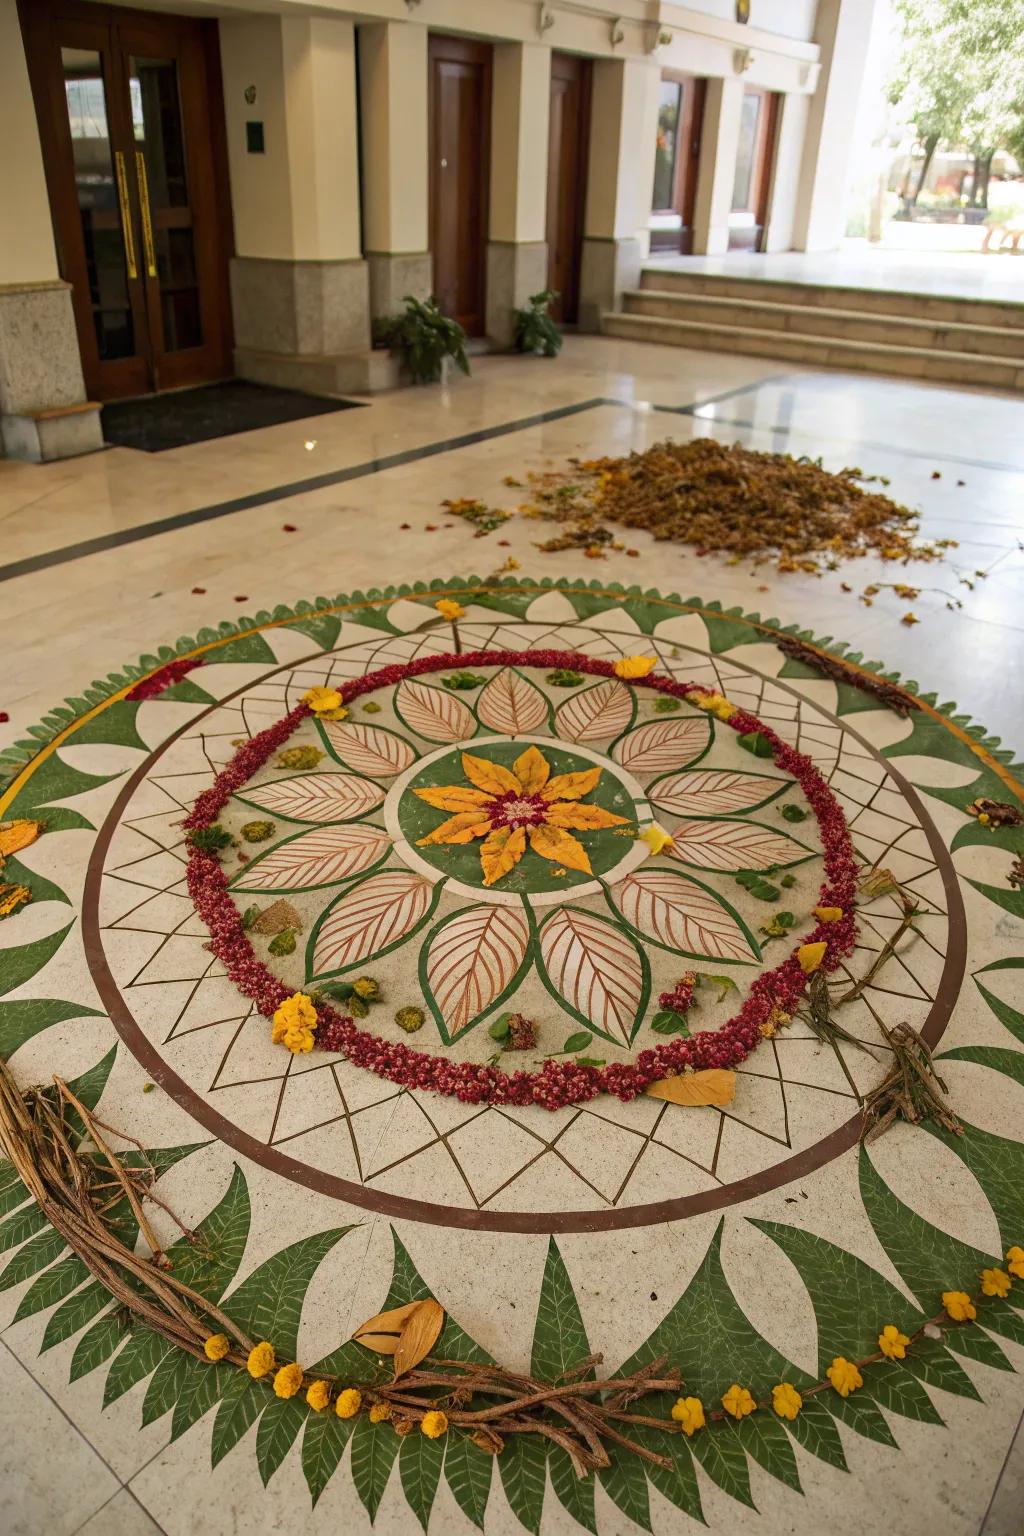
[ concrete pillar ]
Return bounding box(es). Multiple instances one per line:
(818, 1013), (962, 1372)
(0, 0), (102, 461)
(578, 57), (660, 331)
(762, 91), (809, 253)
(792, 0), (878, 251)
(220, 15), (382, 393)
(691, 77), (745, 256)
(358, 22), (431, 321)
(486, 43), (551, 347)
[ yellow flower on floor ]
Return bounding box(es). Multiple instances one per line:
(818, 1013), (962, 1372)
(639, 824), (675, 856)
(878, 1325), (910, 1360)
(306, 1380), (331, 1412)
(302, 686), (343, 715)
(272, 991), (319, 1054)
(369, 1402), (392, 1424)
(813, 906), (844, 923)
(797, 941), (827, 974)
(335, 1388), (362, 1419)
(413, 745), (628, 887)
(670, 1396), (705, 1435)
(273, 1362), (304, 1399)
(943, 1290), (977, 1322)
(203, 1333), (230, 1362)
(435, 599), (465, 621)
(826, 1357), (863, 1397)
(981, 1268), (1011, 1298)
(771, 1383), (802, 1420)
(613, 656), (657, 679)
(690, 690), (737, 721)
(1007, 1246), (1024, 1279)
(721, 1384), (756, 1420)
(421, 1410), (449, 1438)
(247, 1341), (276, 1379)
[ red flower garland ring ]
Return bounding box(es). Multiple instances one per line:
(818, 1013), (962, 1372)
(184, 650), (858, 1109)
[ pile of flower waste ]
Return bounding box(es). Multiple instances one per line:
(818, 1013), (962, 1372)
(519, 438), (953, 571)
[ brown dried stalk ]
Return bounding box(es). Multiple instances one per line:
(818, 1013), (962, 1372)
(861, 1021), (962, 1141)
(775, 636), (919, 717)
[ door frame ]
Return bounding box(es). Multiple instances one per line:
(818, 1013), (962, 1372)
(728, 84), (780, 252)
(18, 0), (233, 401)
(427, 32), (492, 337)
(546, 51), (592, 325)
(649, 70), (706, 255)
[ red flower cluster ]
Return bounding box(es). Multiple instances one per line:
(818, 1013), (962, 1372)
(126, 657), (205, 702)
(659, 972), (697, 1015)
(184, 646), (859, 1109)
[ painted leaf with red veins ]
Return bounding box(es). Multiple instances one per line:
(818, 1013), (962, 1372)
(554, 679), (633, 743)
(232, 823), (391, 891)
(667, 818), (809, 871)
(617, 868), (758, 963)
(650, 769), (789, 817)
(476, 668), (549, 735)
(614, 717), (711, 775)
(423, 905), (531, 1039)
(395, 679), (475, 743)
(239, 771), (384, 824)
(311, 870), (436, 975)
(320, 720), (417, 777)
(538, 907), (647, 1045)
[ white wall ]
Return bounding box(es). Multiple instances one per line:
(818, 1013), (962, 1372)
(0, 0), (59, 286)
(669, 0), (819, 42)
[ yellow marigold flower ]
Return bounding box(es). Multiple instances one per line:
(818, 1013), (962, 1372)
(771, 1383), (802, 1420)
(690, 690), (737, 721)
(721, 1384), (756, 1420)
(369, 1401), (392, 1424)
(797, 941), (827, 974)
(335, 1388), (362, 1419)
(352, 976), (380, 1001)
(435, 599), (465, 621)
(943, 1290), (977, 1322)
(826, 1357), (863, 1397)
(317, 707), (348, 721)
(639, 824), (675, 856)
(302, 686), (343, 714)
(1007, 1246), (1024, 1279)
(273, 1362), (304, 1399)
(204, 1333), (230, 1362)
(813, 906), (844, 923)
(981, 1268), (1011, 1298)
(670, 1396), (705, 1436)
(420, 1410), (449, 1439)
(613, 656), (657, 679)
(247, 1341), (276, 1379)
(878, 1325), (910, 1360)
(306, 1380), (331, 1412)
(272, 993), (318, 1053)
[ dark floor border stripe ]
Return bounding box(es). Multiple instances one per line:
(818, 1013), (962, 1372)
(0, 396), (622, 586)
(656, 373), (796, 416)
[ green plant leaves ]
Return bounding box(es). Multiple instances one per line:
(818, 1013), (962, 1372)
(0, 924), (74, 999)
(351, 1410), (402, 1522)
(498, 1435), (547, 1535)
(444, 1434), (494, 1529)
(223, 1225), (357, 1362)
(0, 997), (103, 1059)
(400, 1423), (446, 1531)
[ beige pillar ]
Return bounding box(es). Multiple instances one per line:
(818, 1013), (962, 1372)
(484, 42), (551, 346)
(578, 57), (660, 331)
(691, 77), (745, 256)
(220, 15), (379, 393)
(359, 22), (430, 320)
(792, 0), (878, 251)
(0, 0), (101, 461)
(762, 92), (809, 253)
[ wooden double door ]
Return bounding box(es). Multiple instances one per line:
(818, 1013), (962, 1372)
(428, 35), (491, 337)
(546, 52), (591, 325)
(20, 0), (232, 401)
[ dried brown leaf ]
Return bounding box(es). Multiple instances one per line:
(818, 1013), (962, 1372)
(351, 1299), (423, 1355)
(393, 1298), (445, 1379)
(644, 1069), (736, 1107)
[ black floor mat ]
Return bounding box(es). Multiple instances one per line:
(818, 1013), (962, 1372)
(100, 380), (362, 453)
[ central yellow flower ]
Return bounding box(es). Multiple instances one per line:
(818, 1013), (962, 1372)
(413, 746), (628, 887)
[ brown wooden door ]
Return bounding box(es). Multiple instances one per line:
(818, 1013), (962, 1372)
(428, 35), (491, 337)
(20, 0), (232, 401)
(546, 53), (591, 325)
(729, 86), (780, 251)
(649, 72), (706, 255)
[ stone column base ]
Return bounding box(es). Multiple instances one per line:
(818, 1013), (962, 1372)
(0, 281), (102, 461)
(233, 345), (401, 396)
(230, 257), (383, 392)
(485, 241), (549, 349)
(366, 252), (432, 322)
(577, 237), (643, 332)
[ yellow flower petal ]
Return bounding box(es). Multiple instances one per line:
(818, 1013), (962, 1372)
(942, 1290), (976, 1322)
(480, 825), (526, 886)
(826, 1357), (862, 1397)
(878, 1325), (909, 1360)
(797, 941), (827, 974)
(421, 1410), (449, 1438)
(614, 656), (657, 679)
(306, 1379), (331, 1412)
(273, 1362), (305, 1399)
(981, 1267), (1011, 1298)
(413, 784), (496, 813)
(204, 1333), (230, 1362)
(721, 1383), (756, 1419)
(461, 752), (522, 796)
(335, 1387), (362, 1418)
(416, 811), (494, 847)
(540, 767), (602, 802)
(513, 745), (550, 794)
(529, 823), (592, 874)
(544, 802), (629, 831)
(247, 1341), (276, 1379)
(0, 820), (43, 858)
(302, 686), (343, 713)
(1007, 1246), (1024, 1279)
(813, 906), (843, 923)
(435, 599), (465, 620)
(639, 824), (675, 856)
(670, 1396), (705, 1435)
(771, 1383), (802, 1419)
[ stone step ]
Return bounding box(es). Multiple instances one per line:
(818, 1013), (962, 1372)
(637, 266), (1024, 331)
(599, 311), (1024, 392)
(623, 288), (1024, 360)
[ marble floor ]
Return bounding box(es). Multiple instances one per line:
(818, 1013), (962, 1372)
(2, 338), (1024, 1536)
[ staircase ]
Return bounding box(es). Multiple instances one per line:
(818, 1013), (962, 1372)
(601, 268), (1024, 391)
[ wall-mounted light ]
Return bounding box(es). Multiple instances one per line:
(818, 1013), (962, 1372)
(537, 3), (555, 34)
(244, 84), (256, 105)
(609, 17), (625, 47)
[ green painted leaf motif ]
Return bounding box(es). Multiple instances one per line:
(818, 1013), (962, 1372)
(547, 1445), (597, 1535)
(923, 1120), (1024, 1254)
(210, 633), (278, 665)
(444, 1433), (493, 1530)
(736, 1412), (802, 1491)
(41, 1279), (113, 1352)
(0, 855), (70, 909)
(643, 1435), (704, 1526)
(974, 966), (1024, 1045)
(66, 701), (149, 754)
(351, 1410), (401, 1522)
(12, 1253), (89, 1323)
(0, 1214), (60, 1273)
(222, 1225), (357, 1359)
(211, 1371), (267, 1467)
(827, 1392), (899, 1447)
(166, 1163), (250, 1301)
(862, 1362), (943, 1425)
(255, 1396), (308, 1486)
(0, 924), (74, 1000)
(387, 1229), (492, 1364)
(938, 1046), (1024, 1091)
(7, 756), (118, 832)
(690, 1428), (754, 1509)
(170, 1357), (232, 1443)
(532, 1237), (589, 1382)
(302, 1409), (357, 1508)
(900, 1335), (981, 1402)
(400, 1424), (446, 1532)
(70, 1311), (126, 1383)
(103, 1329), (172, 1407)
(0, 1160), (29, 1219)
(498, 1435), (547, 1535)
(0, 998), (103, 1059)
(600, 1449), (653, 1530)
(785, 1396), (848, 1471)
(142, 1348), (193, 1427)
(944, 1325), (1013, 1373)
(60, 1046), (118, 1141)
(289, 614), (343, 651)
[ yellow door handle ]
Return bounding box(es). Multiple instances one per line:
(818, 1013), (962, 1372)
(135, 151), (157, 278)
(114, 151), (138, 280)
